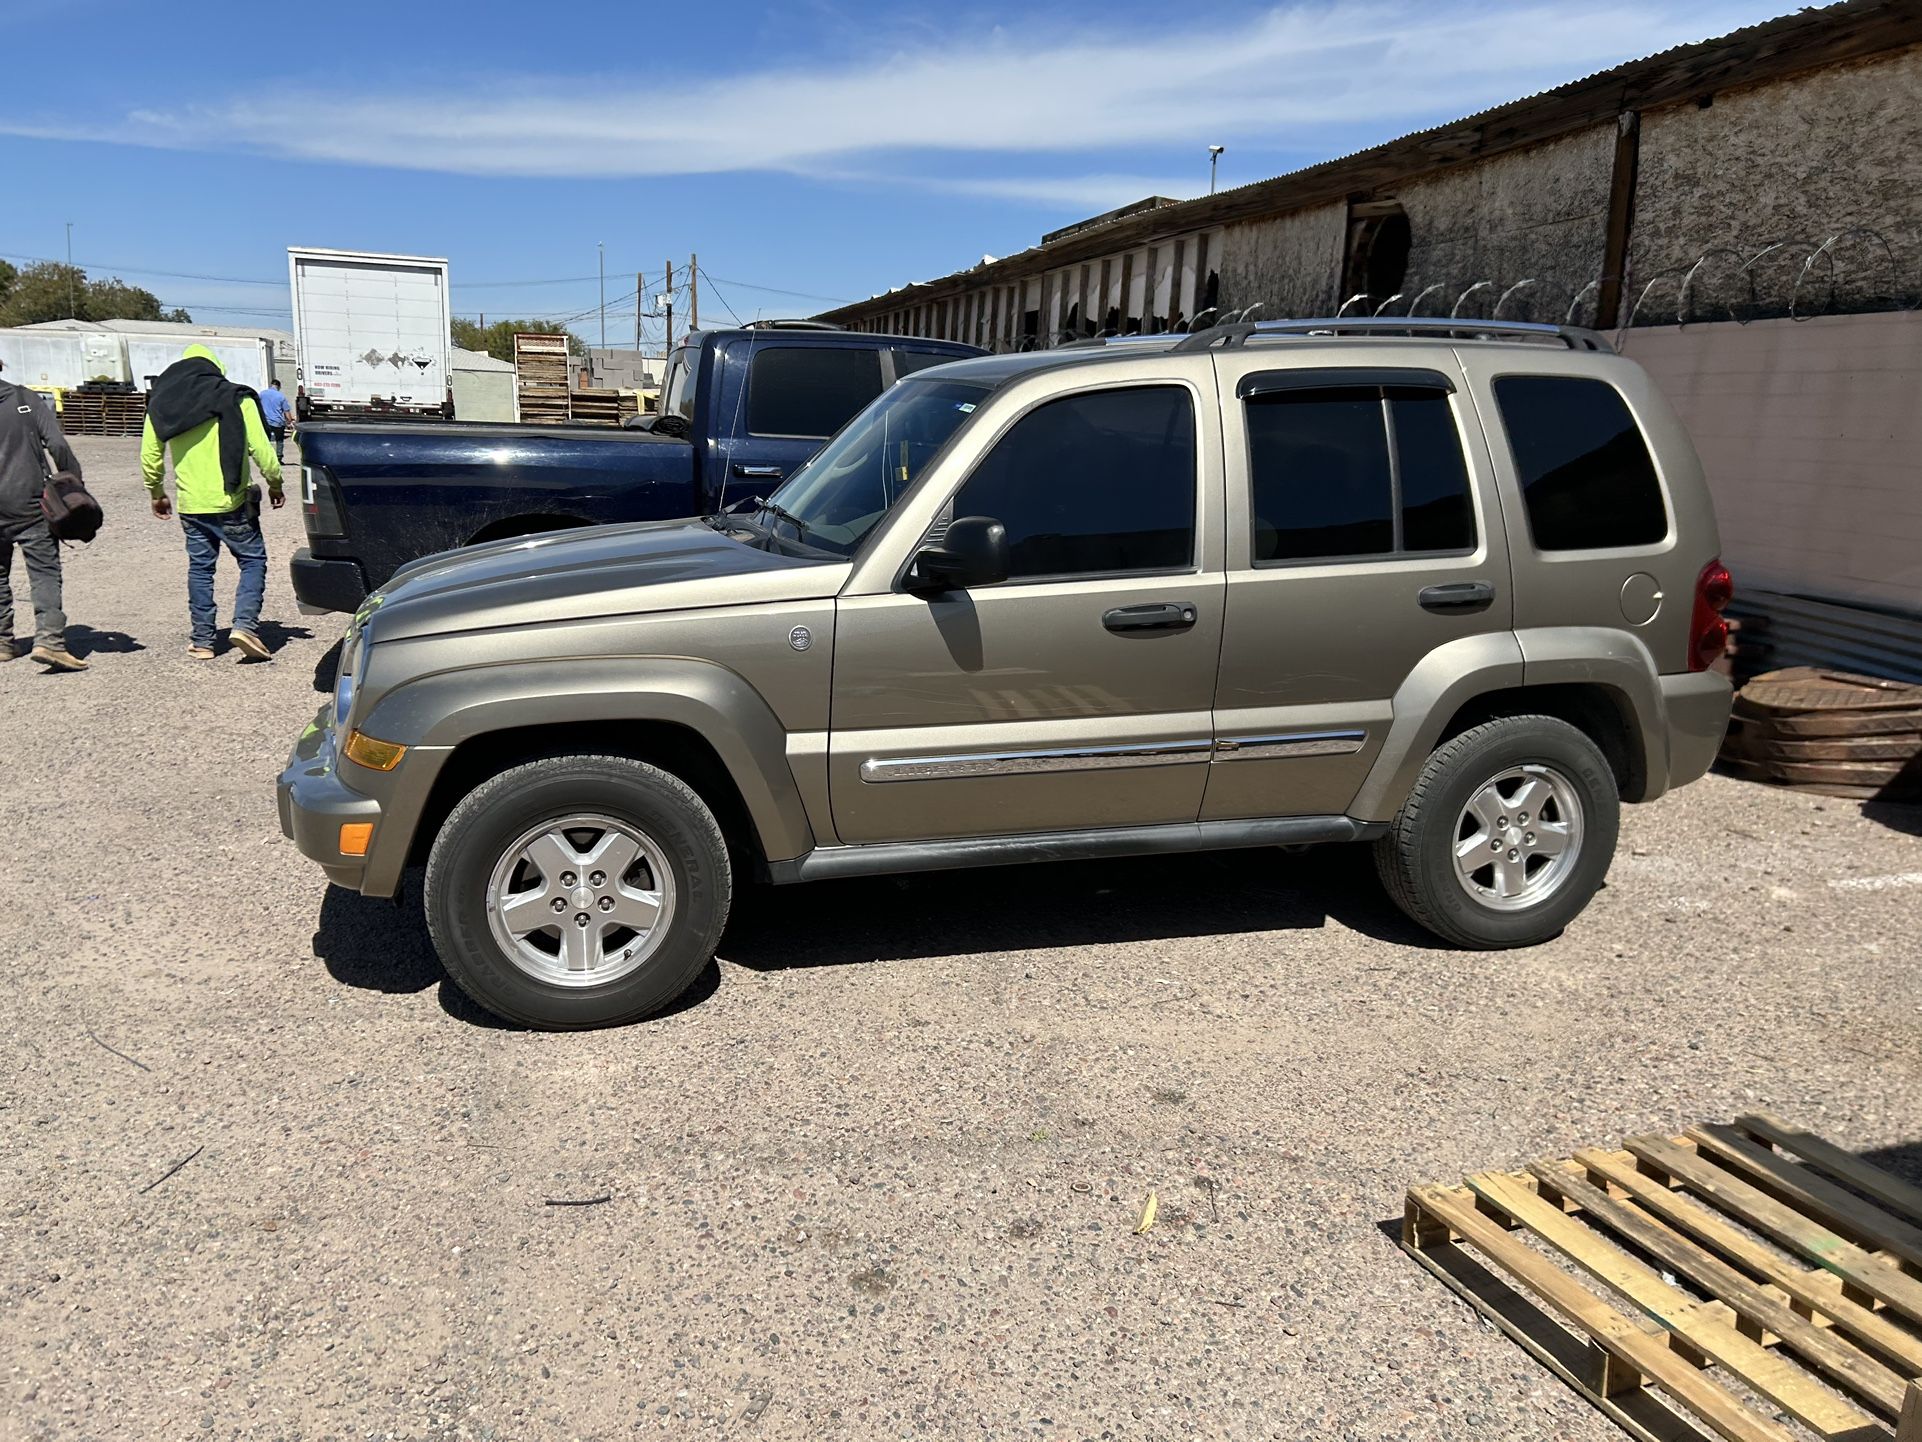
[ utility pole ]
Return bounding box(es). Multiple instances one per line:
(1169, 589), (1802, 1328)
(634, 272), (642, 351)
(664, 259), (674, 357)
(597, 241), (606, 351)
(65, 221), (76, 318)
(1208, 145), (1225, 196)
(690, 253), (698, 330)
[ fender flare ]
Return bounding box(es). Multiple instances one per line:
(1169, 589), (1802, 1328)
(361, 655), (817, 862)
(1348, 627), (1670, 822)
(1348, 633), (1526, 823)
(1515, 626), (1669, 801)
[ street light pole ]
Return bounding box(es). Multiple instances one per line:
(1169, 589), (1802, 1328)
(65, 221), (76, 317)
(1208, 145), (1225, 196)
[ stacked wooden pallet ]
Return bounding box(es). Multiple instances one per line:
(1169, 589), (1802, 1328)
(60, 389), (147, 437)
(1405, 1114), (1922, 1442)
(1721, 667), (1922, 801)
(567, 389), (626, 427)
(513, 332), (572, 425)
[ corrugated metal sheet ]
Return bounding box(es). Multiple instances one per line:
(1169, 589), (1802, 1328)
(1729, 589), (1922, 685)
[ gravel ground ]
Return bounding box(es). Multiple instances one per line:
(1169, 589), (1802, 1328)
(3, 435), (1920, 1442)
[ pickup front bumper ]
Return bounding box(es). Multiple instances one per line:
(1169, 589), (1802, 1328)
(290, 547), (368, 615)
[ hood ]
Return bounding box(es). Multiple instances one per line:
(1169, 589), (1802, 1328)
(367, 518), (847, 641)
(181, 343), (223, 371)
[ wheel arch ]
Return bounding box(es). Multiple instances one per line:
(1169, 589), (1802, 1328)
(1348, 628), (1669, 823)
(362, 657), (818, 872)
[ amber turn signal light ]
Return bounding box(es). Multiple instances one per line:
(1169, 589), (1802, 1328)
(338, 822), (374, 857)
(343, 730), (407, 771)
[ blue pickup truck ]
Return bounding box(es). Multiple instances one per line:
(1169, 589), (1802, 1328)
(291, 325), (980, 613)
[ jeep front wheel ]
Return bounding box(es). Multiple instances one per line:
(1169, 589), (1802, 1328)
(1373, 716), (1619, 949)
(424, 755), (731, 1028)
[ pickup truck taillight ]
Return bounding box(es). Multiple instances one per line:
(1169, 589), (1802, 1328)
(301, 465), (347, 540)
(1688, 557), (1733, 672)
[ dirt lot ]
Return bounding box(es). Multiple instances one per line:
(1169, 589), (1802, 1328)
(2, 434), (1919, 1442)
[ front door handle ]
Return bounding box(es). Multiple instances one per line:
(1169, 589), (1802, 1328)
(732, 463), (784, 479)
(1418, 581), (1495, 614)
(1102, 602), (1198, 634)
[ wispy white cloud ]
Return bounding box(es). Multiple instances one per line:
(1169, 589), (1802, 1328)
(2, 0), (1789, 200)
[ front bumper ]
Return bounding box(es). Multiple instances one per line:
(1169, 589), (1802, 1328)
(290, 548), (368, 616)
(1660, 669), (1734, 790)
(277, 708), (384, 890)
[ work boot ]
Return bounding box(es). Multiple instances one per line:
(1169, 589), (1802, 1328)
(0, 635), (17, 662)
(30, 644), (88, 672)
(231, 630), (271, 661)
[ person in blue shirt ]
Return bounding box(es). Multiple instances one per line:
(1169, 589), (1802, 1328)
(258, 377), (294, 461)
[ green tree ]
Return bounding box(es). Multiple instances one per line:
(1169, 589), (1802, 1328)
(451, 317), (584, 363)
(0, 260), (191, 327)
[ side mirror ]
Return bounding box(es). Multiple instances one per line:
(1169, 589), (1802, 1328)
(906, 514), (1010, 594)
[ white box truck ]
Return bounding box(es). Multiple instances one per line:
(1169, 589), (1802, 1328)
(287, 247), (452, 419)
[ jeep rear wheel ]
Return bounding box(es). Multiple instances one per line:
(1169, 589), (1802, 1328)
(425, 756), (731, 1029)
(1373, 716), (1618, 949)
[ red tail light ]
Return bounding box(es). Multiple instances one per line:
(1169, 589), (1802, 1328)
(1688, 557), (1733, 672)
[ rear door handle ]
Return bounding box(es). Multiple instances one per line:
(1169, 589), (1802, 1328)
(1102, 602), (1198, 634)
(1418, 581), (1495, 614)
(732, 463), (784, 479)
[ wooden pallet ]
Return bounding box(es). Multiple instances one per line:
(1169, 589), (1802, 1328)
(567, 390), (628, 427)
(1404, 1114), (1922, 1442)
(60, 389), (148, 436)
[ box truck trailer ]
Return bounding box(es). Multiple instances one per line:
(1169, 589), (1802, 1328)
(123, 334), (275, 392)
(287, 247), (453, 419)
(0, 328), (130, 390)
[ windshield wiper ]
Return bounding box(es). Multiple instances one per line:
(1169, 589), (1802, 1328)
(756, 498), (811, 536)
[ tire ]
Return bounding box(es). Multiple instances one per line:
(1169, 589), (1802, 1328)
(424, 755), (732, 1029)
(1373, 715), (1619, 949)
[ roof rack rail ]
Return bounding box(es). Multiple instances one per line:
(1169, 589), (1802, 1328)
(1169, 316), (1613, 354)
(743, 319), (844, 331)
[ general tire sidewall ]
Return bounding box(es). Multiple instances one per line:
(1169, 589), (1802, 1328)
(427, 760), (729, 1029)
(1413, 724), (1619, 948)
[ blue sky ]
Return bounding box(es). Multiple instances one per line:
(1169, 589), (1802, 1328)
(3, 0), (1792, 345)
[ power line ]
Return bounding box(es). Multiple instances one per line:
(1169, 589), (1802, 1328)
(696, 269), (746, 326)
(702, 273), (852, 306)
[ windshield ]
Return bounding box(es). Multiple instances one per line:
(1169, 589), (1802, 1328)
(755, 377), (993, 556)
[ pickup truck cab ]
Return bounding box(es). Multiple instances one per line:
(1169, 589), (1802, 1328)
(290, 325), (980, 612)
(278, 318), (1734, 1029)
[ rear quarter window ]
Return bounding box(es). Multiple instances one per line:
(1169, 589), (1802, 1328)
(1494, 375), (1667, 551)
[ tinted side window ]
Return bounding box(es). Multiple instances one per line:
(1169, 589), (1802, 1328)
(1249, 391), (1392, 561)
(1495, 375), (1667, 550)
(893, 348), (957, 378)
(746, 346), (884, 438)
(1392, 389), (1475, 553)
(1247, 386), (1474, 562)
(953, 385), (1195, 579)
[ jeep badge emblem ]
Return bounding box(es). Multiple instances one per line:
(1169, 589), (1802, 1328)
(789, 625), (813, 652)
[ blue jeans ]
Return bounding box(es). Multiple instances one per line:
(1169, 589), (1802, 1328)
(181, 508), (267, 648)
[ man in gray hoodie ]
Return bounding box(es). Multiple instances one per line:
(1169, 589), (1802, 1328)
(0, 359), (87, 670)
